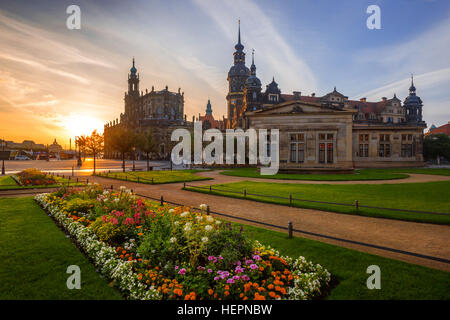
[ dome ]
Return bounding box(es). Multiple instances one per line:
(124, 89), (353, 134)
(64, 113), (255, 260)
(266, 78), (281, 94)
(245, 75), (261, 88)
(228, 64), (250, 77)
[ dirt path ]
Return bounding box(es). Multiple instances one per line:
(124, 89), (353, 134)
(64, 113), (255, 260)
(86, 173), (450, 271)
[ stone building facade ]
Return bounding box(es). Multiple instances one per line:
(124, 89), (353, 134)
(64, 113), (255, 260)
(104, 59), (192, 160)
(227, 23), (426, 170)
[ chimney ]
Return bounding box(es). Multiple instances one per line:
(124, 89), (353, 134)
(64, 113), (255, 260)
(382, 97), (387, 101)
(360, 97), (366, 102)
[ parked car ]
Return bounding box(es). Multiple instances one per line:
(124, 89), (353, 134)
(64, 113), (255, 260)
(15, 155), (30, 160)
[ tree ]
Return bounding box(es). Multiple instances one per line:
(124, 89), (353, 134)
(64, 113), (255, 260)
(110, 126), (135, 172)
(86, 130), (104, 174)
(424, 134), (450, 163)
(137, 130), (157, 171)
(75, 135), (88, 161)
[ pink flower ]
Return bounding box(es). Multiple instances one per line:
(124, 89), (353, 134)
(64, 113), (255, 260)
(178, 268), (186, 275)
(249, 264), (258, 270)
(226, 278), (235, 284)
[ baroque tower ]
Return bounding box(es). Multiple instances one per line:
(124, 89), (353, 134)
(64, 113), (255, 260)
(227, 20), (250, 128)
(243, 49), (262, 113)
(404, 75), (424, 123)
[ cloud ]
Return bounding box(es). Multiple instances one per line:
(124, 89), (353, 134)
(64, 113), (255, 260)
(193, 0), (317, 93)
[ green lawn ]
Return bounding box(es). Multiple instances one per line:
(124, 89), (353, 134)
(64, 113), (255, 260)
(238, 223), (450, 300)
(220, 167), (450, 181)
(0, 175), (83, 190)
(95, 169), (211, 184)
(0, 197), (122, 299)
(185, 181), (450, 224)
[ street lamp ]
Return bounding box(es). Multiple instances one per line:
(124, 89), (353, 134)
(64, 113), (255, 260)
(132, 146), (136, 171)
(1, 139), (6, 175)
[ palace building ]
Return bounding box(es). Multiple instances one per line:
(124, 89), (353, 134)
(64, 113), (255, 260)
(226, 22), (427, 170)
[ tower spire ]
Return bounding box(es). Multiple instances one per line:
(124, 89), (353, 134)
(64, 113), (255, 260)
(238, 19), (241, 45)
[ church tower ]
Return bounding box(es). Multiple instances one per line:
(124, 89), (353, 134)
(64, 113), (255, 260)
(124, 58), (140, 123)
(404, 75), (424, 124)
(226, 20), (250, 128)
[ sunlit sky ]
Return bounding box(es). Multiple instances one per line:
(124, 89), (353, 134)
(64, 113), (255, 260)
(1, 0), (450, 147)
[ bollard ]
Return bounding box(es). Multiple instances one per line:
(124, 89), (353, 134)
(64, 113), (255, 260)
(244, 189), (246, 197)
(152, 178), (154, 184)
(76, 177), (78, 183)
(111, 185), (113, 190)
(86, 178), (89, 184)
(72, 166), (74, 177)
(355, 200), (359, 211)
(131, 189), (133, 194)
(289, 193), (292, 206)
(160, 196), (164, 206)
(183, 182), (186, 188)
(288, 221), (293, 239)
(125, 175), (127, 181)
(137, 176), (140, 183)
(206, 206), (210, 216)
(210, 185), (212, 192)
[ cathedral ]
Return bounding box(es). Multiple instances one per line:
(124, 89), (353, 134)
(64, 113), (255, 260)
(104, 58), (193, 160)
(226, 22), (427, 169)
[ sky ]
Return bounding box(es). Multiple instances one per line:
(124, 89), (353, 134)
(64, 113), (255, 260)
(0, 0), (449, 147)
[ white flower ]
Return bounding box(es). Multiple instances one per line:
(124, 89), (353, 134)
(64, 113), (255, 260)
(174, 221), (179, 226)
(184, 225), (191, 232)
(120, 186), (126, 191)
(204, 225), (213, 232)
(199, 204), (207, 210)
(196, 216), (203, 221)
(215, 220), (221, 225)
(168, 209), (175, 214)
(206, 216), (214, 223)
(114, 198), (120, 203)
(201, 236), (209, 243)
(180, 211), (189, 217)
(170, 237), (177, 243)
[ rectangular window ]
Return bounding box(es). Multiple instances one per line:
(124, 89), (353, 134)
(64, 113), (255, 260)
(319, 143), (325, 164)
(401, 144), (407, 157)
(379, 144), (385, 157)
(290, 143), (296, 162)
(407, 144), (413, 157)
(298, 143), (305, 163)
(359, 144), (369, 157)
(327, 143), (333, 163)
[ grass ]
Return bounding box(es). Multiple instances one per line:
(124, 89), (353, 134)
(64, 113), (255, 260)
(0, 197), (122, 299)
(185, 180), (450, 225)
(95, 169), (211, 184)
(220, 167), (450, 181)
(0, 175), (84, 190)
(237, 222), (450, 299)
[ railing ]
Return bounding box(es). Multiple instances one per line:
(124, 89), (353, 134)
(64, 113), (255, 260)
(184, 184), (450, 217)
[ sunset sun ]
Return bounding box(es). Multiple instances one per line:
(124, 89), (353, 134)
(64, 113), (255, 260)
(64, 113), (104, 138)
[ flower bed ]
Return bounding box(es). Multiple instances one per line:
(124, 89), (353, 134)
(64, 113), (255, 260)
(35, 184), (330, 300)
(16, 168), (57, 186)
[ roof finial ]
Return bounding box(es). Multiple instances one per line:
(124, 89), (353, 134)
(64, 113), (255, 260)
(133, 56), (135, 67)
(238, 19), (241, 45)
(252, 48), (255, 64)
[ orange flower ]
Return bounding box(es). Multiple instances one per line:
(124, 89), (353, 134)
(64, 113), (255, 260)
(208, 289), (214, 295)
(138, 233), (144, 236)
(224, 291), (229, 296)
(268, 284), (274, 290)
(269, 291), (276, 298)
(137, 273), (143, 280)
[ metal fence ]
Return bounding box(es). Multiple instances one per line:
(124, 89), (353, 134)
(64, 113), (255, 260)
(184, 183), (450, 217)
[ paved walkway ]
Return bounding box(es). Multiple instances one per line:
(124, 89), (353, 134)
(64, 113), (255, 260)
(85, 172), (450, 271)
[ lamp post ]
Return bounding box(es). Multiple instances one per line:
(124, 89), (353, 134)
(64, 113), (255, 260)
(132, 146), (136, 171)
(1, 140), (5, 175)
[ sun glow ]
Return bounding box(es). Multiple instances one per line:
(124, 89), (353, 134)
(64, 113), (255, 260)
(64, 113), (104, 138)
